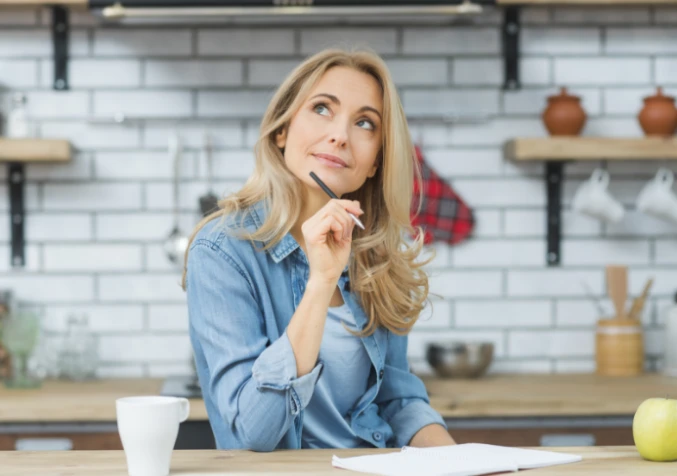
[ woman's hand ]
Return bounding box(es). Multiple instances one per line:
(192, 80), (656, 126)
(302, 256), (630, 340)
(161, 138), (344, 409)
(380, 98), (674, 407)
(301, 199), (363, 286)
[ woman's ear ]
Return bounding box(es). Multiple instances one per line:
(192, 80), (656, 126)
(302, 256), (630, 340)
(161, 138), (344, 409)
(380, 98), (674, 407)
(367, 151), (381, 178)
(275, 128), (287, 149)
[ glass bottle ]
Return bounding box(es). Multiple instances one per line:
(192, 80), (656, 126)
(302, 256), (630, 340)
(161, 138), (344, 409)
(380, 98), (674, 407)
(59, 314), (99, 381)
(6, 92), (31, 138)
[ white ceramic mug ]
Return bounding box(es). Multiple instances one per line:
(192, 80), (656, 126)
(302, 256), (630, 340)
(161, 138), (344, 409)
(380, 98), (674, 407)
(572, 168), (625, 223)
(116, 396), (190, 476)
(637, 168), (677, 224)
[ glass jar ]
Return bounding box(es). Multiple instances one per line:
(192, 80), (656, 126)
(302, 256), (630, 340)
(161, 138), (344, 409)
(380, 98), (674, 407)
(1, 310), (41, 388)
(58, 314), (99, 381)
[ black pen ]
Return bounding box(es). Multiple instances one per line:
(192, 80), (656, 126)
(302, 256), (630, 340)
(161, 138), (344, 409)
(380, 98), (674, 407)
(309, 171), (365, 230)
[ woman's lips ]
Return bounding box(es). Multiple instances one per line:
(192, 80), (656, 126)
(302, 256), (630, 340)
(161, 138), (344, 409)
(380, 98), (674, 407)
(314, 153), (347, 168)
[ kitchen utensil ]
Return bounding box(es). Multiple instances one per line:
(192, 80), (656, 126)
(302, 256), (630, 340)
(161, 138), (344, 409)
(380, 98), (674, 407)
(595, 316), (643, 377)
(663, 291), (677, 377)
(580, 279), (608, 316)
(199, 131), (219, 217)
(163, 132), (189, 266)
(628, 278), (654, 320)
(426, 341), (494, 379)
(606, 265), (628, 318)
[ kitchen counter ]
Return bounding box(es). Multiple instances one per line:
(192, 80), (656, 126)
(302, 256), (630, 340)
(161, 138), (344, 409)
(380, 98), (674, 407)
(1, 373), (675, 423)
(1, 374), (674, 450)
(0, 378), (207, 423)
(423, 372), (677, 418)
(1, 446), (674, 475)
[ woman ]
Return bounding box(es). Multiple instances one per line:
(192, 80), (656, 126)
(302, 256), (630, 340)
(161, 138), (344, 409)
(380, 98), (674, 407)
(182, 47), (455, 452)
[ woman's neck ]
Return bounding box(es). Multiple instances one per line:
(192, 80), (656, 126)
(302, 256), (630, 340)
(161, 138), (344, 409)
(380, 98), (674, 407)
(290, 186), (331, 251)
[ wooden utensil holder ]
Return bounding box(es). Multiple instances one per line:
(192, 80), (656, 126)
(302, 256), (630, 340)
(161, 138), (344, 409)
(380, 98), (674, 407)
(595, 317), (644, 376)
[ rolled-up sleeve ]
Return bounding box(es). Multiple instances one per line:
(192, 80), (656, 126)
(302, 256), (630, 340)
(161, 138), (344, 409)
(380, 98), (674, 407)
(374, 333), (447, 448)
(252, 330), (323, 411)
(186, 240), (322, 451)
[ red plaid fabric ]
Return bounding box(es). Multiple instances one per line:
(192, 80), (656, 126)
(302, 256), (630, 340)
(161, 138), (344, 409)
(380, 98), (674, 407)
(410, 145), (475, 245)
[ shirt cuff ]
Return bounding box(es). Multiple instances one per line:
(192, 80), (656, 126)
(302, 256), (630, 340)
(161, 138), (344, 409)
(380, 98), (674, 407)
(251, 329), (323, 410)
(389, 400), (447, 448)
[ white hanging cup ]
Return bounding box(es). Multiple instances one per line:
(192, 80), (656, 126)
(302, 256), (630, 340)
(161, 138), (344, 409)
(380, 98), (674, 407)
(572, 168), (625, 223)
(637, 167), (677, 224)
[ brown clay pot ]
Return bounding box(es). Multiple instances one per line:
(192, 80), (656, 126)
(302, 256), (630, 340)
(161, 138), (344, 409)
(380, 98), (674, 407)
(638, 87), (677, 137)
(542, 87), (587, 136)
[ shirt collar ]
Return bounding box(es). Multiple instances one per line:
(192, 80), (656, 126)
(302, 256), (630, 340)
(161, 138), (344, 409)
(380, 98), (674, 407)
(250, 200), (299, 264)
(249, 200), (350, 275)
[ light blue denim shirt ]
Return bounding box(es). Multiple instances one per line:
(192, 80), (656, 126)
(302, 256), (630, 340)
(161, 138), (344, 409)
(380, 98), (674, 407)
(301, 302), (372, 449)
(185, 200), (446, 451)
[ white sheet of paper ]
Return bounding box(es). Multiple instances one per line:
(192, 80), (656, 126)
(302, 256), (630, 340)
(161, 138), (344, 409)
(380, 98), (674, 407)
(332, 451), (517, 476)
(332, 443), (582, 476)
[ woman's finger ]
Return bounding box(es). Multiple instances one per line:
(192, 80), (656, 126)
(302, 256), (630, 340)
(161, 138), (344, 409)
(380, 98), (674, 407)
(315, 215), (343, 244)
(337, 199), (363, 217)
(331, 201), (354, 239)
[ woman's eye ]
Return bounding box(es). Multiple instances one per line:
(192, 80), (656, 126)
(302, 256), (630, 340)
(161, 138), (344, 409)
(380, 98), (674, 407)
(313, 103), (330, 116)
(357, 119), (375, 131)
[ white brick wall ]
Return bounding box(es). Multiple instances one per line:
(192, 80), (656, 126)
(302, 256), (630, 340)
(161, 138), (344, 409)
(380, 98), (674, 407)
(42, 60), (142, 88)
(197, 29), (294, 56)
(300, 28), (397, 55)
(0, 8), (674, 377)
(94, 30), (192, 57)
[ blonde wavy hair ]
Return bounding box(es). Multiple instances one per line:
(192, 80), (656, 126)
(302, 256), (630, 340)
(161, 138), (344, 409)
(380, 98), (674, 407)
(182, 47), (431, 337)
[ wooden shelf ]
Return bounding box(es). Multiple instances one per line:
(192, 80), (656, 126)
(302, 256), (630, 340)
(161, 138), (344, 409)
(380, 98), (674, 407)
(505, 137), (677, 162)
(0, 0), (86, 6)
(0, 138), (71, 163)
(505, 136), (677, 267)
(497, 0), (677, 4)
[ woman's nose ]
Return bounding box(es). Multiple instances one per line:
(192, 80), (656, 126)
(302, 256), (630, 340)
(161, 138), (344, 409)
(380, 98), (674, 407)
(328, 121), (349, 147)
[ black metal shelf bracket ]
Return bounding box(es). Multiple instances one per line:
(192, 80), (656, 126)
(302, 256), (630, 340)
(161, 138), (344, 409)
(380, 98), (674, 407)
(52, 6), (69, 91)
(502, 6), (520, 91)
(546, 161), (564, 267)
(8, 163), (25, 268)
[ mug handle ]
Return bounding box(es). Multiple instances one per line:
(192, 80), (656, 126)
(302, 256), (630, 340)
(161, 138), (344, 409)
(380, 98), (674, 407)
(178, 398), (190, 423)
(657, 167), (674, 188)
(591, 168), (610, 188)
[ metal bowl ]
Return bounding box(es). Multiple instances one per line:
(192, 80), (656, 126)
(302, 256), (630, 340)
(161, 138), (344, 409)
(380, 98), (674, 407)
(426, 341), (494, 379)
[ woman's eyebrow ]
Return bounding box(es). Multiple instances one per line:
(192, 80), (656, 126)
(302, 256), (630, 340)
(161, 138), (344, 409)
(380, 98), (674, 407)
(310, 93), (382, 121)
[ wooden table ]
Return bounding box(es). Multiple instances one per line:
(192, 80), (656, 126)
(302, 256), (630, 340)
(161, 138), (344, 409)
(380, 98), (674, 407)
(0, 446), (674, 475)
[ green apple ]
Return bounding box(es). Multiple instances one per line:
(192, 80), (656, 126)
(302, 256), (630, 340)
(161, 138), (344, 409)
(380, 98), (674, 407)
(633, 397), (677, 462)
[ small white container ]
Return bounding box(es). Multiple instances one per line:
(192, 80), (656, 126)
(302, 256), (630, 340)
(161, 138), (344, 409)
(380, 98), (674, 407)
(6, 92), (30, 138)
(663, 292), (677, 377)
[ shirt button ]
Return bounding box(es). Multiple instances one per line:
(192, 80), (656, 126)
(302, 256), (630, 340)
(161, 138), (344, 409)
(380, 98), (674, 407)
(373, 432), (382, 442)
(379, 369), (385, 379)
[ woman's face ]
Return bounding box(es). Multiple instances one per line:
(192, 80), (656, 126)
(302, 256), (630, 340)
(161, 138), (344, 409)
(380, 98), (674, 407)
(276, 66), (383, 197)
